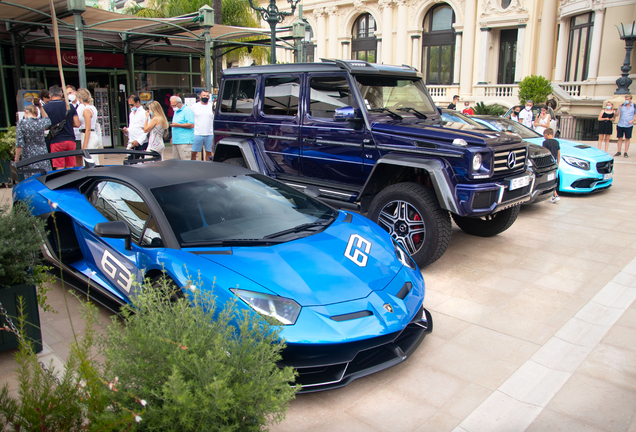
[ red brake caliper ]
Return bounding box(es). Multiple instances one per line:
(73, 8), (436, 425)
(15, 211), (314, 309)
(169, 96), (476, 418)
(412, 213), (422, 244)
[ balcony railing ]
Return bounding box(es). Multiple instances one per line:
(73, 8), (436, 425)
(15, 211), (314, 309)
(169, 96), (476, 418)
(427, 86), (447, 97)
(558, 83), (582, 97)
(483, 84), (518, 98)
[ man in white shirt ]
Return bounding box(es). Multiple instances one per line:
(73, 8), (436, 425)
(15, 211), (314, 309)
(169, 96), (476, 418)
(66, 85), (82, 165)
(190, 90), (214, 161)
(122, 95), (148, 160)
(519, 100), (534, 128)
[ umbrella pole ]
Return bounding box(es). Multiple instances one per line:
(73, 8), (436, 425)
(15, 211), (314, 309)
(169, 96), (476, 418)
(48, 0), (69, 108)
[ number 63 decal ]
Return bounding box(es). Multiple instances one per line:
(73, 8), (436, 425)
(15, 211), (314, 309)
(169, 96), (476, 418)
(101, 249), (133, 293)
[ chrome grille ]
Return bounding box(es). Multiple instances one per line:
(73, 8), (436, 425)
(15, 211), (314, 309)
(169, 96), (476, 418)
(493, 147), (527, 173)
(531, 154), (555, 168)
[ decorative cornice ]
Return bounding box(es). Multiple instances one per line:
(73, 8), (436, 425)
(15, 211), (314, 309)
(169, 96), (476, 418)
(352, 0), (366, 12)
(314, 7), (327, 18)
(378, 0), (395, 11)
(326, 5), (339, 16)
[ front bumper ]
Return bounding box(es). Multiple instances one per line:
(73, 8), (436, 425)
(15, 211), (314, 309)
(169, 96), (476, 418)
(456, 172), (533, 216)
(558, 158), (613, 193)
(527, 168), (558, 204)
(280, 307), (432, 393)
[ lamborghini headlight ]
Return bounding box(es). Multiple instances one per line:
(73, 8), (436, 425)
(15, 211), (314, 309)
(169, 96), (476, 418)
(393, 239), (417, 270)
(231, 289), (301, 325)
(563, 156), (590, 171)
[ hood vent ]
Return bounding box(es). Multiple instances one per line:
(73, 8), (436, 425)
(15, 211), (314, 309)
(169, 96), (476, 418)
(416, 141), (437, 149)
(575, 144), (592, 149)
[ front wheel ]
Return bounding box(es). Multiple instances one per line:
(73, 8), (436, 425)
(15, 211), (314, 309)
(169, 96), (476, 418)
(368, 183), (451, 268)
(451, 205), (520, 237)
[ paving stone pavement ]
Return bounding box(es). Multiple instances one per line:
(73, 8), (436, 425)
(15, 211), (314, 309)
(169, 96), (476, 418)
(0, 142), (635, 431)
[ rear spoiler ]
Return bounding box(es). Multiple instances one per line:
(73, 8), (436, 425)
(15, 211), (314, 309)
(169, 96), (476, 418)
(12, 149), (162, 181)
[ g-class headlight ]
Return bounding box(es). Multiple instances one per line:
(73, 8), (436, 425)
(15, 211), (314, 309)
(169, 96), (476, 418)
(563, 156), (590, 171)
(231, 289), (301, 325)
(393, 239), (417, 270)
(472, 153), (483, 171)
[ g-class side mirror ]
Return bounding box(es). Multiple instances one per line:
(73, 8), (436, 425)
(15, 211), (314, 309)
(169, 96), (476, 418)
(334, 106), (356, 122)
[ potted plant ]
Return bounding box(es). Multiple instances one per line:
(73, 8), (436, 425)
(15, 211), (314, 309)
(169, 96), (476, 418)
(0, 127), (16, 185)
(0, 203), (51, 353)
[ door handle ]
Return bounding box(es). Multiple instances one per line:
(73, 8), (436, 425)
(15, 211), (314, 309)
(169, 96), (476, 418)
(257, 132), (268, 138)
(305, 137), (316, 142)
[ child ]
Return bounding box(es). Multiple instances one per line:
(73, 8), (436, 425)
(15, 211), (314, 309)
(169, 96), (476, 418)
(543, 128), (560, 203)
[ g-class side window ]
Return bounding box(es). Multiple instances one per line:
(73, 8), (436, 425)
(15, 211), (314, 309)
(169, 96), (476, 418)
(263, 76), (300, 117)
(309, 75), (358, 119)
(220, 79), (256, 114)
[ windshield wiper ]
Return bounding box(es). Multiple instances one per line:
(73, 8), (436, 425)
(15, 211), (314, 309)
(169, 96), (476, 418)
(183, 239), (284, 247)
(368, 108), (403, 120)
(396, 107), (428, 119)
(263, 220), (333, 239)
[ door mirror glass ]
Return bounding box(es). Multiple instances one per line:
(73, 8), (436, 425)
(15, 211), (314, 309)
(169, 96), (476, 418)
(94, 221), (132, 250)
(334, 106), (356, 122)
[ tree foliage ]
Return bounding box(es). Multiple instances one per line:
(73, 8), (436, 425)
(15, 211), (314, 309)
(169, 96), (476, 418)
(472, 102), (507, 116)
(518, 75), (553, 105)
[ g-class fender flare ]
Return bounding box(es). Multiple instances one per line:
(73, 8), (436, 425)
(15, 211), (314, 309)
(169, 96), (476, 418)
(213, 137), (261, 172)
(359, 154), (460, 214)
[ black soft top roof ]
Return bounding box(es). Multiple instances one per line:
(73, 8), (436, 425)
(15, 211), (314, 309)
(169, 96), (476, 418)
(222, 60), (420, 78)
(39, 159), (254, 191)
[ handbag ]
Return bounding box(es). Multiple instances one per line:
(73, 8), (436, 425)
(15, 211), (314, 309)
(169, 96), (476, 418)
(45, 107), (70, 148)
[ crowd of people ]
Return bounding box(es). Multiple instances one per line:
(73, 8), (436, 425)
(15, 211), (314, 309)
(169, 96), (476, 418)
(14, 85), (216, 172)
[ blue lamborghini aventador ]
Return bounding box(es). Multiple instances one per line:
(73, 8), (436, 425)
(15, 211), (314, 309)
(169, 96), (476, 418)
(12, 149), (432, 392)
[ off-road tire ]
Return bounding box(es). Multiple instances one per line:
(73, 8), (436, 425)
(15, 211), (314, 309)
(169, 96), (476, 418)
(222, 157), (247, 168)
(368, 182), (451, 267)
(451, 205), (520, 237)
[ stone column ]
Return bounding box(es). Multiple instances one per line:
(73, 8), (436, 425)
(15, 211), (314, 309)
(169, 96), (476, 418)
(477, 27), (491, 84)
(536, 0), (558, 78)
(379, 0), (394, 64)
(554, 18), (569, 81)
(377, 37), (383, 63)
(327, 6), (339, 59)
(460, 0), (477, 95)
(411, 35), (421, 69)
(453, 31), (462, 85)
(586, 8), (605, 80)
(342, 40), (350, 59)
(514, 24), (526, 83)
(315, 8), (327, 60)
(395, 0), (408, 65)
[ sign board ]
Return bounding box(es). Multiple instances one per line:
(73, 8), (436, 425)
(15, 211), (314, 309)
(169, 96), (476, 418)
(24, 48), (125, 68)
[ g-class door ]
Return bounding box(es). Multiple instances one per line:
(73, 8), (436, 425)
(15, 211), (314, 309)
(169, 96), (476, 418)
(300, 74), (366, 186)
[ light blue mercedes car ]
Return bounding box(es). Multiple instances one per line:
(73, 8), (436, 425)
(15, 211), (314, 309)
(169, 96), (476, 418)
(470, 116), (614, 193)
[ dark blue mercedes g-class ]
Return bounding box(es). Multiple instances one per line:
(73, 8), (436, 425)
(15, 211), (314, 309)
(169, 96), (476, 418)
(212, 60), (531, 267)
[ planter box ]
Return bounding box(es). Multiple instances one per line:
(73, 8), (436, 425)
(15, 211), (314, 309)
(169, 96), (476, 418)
(0, 284), (42, 353)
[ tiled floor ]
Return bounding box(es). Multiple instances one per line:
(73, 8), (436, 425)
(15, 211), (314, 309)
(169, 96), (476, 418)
(1, 143), (635, 431)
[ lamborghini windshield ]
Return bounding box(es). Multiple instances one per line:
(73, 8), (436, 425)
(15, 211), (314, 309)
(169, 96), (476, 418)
(355, 75), (437, 114)
(152, 175), (337, 246)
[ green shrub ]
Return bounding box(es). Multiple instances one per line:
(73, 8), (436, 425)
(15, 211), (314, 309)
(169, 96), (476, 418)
(473, 102), (506, 116)
(100, 276), (298, 431)
(518, 75), (553, 105)
(0, 127), (16, 161)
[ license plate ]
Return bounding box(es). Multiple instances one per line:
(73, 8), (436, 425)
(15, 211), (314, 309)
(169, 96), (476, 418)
(603, 172), (613, 180)
(547, 172), (556, 181)
(509, 175), (530, 191)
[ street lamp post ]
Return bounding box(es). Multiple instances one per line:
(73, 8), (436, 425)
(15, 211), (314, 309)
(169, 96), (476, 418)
(247, 0), (301, 64)
(615, 22), (636, 95)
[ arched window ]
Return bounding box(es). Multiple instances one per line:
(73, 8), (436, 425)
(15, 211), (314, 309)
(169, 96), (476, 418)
(422, 5), (456, 85)
(351, 14), (377, 62)
(565, 12), (594, 82)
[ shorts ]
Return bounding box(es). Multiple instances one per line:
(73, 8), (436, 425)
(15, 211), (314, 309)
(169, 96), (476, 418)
(50, 140), (76, 168)
(172, 143), (193, 160)
(617, 126), (633, 139)
(192, 135), (213, 152)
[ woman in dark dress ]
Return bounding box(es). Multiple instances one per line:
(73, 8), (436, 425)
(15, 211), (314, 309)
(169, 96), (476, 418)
(15, 103), (52, 178)
(597, 102), (616, 153)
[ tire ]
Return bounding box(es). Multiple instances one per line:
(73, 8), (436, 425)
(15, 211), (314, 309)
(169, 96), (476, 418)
(149, 274), (185, 302)
(451, 205), (520, 237)
(222, 157), (247, 168)
(368, 182), (451, 268)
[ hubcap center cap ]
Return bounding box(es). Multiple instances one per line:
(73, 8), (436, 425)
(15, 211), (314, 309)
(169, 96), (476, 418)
(395, 221), (409, 235)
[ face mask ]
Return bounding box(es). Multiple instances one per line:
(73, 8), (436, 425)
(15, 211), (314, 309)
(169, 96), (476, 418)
(607, 105), (612, 109)
(68, 94), (76, 102)
(514, 111), (520, 115)
(201, 97), (209, 103)
(525, 106), (532, 110)
(131, 106), (137, 112)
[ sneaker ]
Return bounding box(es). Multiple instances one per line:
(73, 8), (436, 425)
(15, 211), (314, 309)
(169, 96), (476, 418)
(615, 152), (622, 156)
(625, 153), (629, 158)
(554, 196), (560, 201)
(550, 196), (558, 203)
